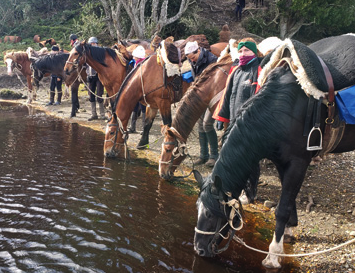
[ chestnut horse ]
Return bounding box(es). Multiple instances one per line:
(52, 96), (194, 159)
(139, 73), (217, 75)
(103, 52), (192, 158)
(64, 41), (132, 109)
(159, 54), (232, 180)
(4, 51), (40, 103)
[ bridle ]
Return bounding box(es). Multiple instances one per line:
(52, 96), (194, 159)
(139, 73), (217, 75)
(65, 44), (86, 72)
(159, 127), (194, 179)
(194, 189), (244, 255)
(104, 115), (130, 159)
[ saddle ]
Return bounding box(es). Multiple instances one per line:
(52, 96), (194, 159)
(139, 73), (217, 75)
(259, 36), (355, 156)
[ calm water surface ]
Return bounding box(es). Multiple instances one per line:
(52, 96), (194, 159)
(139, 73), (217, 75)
(0, 102), (297, 272)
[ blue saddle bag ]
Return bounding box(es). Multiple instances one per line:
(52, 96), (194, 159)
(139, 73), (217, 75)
(335, 85), (355, 124)
(182, 71), (193, 83)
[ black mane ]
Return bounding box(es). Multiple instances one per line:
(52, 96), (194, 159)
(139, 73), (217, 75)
(201, 67), (301, 208)
(79, 43), (118, 67)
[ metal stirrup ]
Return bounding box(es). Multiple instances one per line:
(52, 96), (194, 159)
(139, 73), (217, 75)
(307, 126), (322, 151)
(307, 98), (323, 151)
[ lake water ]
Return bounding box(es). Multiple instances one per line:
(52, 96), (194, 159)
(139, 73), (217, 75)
(0, 102), (297, 272)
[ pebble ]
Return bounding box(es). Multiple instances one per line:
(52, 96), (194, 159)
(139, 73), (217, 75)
(264, 200), (277, 208)
(350, 231), (355, 236)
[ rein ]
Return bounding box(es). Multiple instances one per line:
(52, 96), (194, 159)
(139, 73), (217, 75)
(105, 115), (130, 160)
(159, 127), (194, 179)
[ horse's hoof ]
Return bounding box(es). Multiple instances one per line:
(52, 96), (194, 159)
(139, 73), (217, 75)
(262, 255), (282, 269)
(136, 143), (148, 150)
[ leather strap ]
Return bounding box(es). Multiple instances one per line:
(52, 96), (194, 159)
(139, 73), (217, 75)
(317, 56), (337, 155)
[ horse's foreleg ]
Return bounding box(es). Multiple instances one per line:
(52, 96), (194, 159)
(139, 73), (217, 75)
(137, 107), (158, 149)
(26, 76), (35, 102)
(262, 159), (309, 269)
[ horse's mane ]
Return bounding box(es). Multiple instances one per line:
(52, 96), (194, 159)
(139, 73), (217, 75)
(172, 55), (232, 140)
(84, 44), (117, 67)
(112, 55), (153, 112)
(202, 67), (301, 209)
(34, 53), (69, 71)
(5, 51), (28, 62)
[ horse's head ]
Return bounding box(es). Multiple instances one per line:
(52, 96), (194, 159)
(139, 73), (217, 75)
(104, 112), (127, 158)
(4, 53), (15, 76)
(64, 40), (86, 75)
(193, 170), (244, 257)
(159, 125), (188, 180)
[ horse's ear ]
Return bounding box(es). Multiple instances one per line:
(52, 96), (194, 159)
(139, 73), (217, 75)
(193, 170), (204, 189)
(81, 40), (86, 46)
(213, 175), (223, 191)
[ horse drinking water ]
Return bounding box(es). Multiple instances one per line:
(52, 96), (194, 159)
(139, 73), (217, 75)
(193, 35), (355, 269)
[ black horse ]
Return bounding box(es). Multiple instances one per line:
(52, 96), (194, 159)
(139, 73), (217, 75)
(193, 35), (355, 269)
(30, 53), (87, 117)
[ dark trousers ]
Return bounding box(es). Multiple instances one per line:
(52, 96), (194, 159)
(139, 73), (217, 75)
(88, 75), (104, 103)
(50, 76), (62, 102)
(133, 102), (146, 114)
(235, 5), (243, 21)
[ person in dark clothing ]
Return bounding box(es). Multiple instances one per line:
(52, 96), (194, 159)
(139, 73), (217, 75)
(235, 0), (246, 22)
(46, 45), (62, 106)
(185, 41), (219, 167)
(86, 37), (106, 121)
(69, 34), (78, 47)
(213, 38), (263, 203)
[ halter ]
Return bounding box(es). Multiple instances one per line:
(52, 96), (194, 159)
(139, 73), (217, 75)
(194, 189), (244, 255)
(104, 115), (130, 159)
(159, 127), (194, 178)
(65, 44), (86, 71)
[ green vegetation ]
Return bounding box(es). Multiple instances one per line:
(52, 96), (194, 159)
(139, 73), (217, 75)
(0, 89), (23, 99)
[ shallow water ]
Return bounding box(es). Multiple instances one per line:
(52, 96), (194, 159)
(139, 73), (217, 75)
(0, 102), (298, 272)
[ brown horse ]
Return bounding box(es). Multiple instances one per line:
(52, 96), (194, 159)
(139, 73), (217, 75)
(4, 51), (40, 103)
(210, 42), (228, 58)
(103, 51), (192, 158)
(64, 41), (131, 109)
(159, 54), (232, 180)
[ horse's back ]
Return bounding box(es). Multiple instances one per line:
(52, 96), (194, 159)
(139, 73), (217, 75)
(309, 35), (355, 90)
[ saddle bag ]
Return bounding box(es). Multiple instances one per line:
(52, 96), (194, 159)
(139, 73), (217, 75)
(335, 85), (355, 124)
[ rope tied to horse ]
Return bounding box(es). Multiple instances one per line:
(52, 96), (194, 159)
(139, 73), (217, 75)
(233, 235), (355, 257)
(105, 115), (130, 160)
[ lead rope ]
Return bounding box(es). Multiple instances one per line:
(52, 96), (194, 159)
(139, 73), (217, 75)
(77, 68), (118, 100)
(233, 234), (355, 257)
(139, 63), (150, 108)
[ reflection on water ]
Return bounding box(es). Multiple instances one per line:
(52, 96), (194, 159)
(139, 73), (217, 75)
(0, 102), (298, 272)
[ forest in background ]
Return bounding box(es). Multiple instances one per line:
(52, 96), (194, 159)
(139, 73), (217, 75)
(0, 0), (355, 53)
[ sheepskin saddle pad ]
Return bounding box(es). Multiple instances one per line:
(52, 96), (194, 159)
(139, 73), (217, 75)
(259, 35), (355, 100)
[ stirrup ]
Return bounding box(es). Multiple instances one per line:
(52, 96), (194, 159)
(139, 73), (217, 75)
(307, 126), (323, 151)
